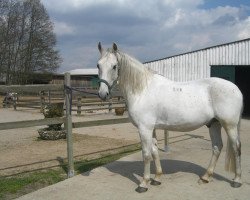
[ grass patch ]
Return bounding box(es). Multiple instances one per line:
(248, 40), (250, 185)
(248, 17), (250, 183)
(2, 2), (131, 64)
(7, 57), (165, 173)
(0, 144), (140, 200)
(0, 169), (65, 200)
(75, 144), (141, 173)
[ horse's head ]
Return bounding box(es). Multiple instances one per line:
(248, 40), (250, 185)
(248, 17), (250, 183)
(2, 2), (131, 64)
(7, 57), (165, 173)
(97, 42), (120, 101)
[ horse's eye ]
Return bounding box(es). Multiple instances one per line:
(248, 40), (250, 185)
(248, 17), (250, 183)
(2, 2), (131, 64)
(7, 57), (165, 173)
(97, 64), (100, 69)
(113, 65), (117, 70)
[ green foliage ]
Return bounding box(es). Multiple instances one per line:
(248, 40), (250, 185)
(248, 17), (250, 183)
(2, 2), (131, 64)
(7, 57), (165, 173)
(43, 103), (64, 118)
(43, 103), (64, 130)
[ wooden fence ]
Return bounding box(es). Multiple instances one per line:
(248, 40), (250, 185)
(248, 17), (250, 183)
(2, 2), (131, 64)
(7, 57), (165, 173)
(2, 87), (126, 115)
(0, 73), (169, 178)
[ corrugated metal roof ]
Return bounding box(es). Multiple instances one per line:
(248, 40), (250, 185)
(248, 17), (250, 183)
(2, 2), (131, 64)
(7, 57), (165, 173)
(66, 68), (98, 75)
(144, 38), (250, 64)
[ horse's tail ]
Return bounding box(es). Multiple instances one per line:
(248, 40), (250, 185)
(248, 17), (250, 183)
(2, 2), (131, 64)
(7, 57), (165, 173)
(225, 102), (243, 172)
(225, 137), (236, 172)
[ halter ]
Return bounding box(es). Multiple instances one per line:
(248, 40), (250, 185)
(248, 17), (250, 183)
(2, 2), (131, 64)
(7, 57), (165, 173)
(98, 78), (118, 93)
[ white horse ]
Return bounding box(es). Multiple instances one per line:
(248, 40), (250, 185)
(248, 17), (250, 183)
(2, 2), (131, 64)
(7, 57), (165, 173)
(97, 43), (243, 193)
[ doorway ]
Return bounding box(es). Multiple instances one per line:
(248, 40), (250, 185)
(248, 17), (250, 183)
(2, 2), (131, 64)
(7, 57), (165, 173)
(211, 65), (250, 116)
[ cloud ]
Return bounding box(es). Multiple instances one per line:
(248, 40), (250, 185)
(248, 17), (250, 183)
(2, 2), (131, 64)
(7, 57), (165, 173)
(41, 0), (250, 72)
(237, 17), (250, 39)
(153, 4), (250, 55)
(54, 21), (76, 36)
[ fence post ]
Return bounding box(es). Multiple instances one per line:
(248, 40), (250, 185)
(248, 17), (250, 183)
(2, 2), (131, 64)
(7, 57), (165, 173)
(64, 72), (74, 178)
(164, 129), (170, 152)
(108, 99), (112, 113)
(40, 91), (45, 113)
(48, 90), (51, 105)
(77, 97), (82, 115)
(13, 94), (17, 110)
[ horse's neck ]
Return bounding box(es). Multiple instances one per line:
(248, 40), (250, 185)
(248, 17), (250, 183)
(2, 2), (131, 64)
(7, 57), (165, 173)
(118, 73), (174, 107)
(117, 53), (153, 101)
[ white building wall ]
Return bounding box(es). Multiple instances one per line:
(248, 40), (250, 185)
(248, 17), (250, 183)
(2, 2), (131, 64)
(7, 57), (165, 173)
(144, 38), (250, 81)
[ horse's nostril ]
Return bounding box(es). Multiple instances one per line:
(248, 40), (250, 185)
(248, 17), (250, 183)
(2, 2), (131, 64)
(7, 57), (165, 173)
(106, 92), (109, 96)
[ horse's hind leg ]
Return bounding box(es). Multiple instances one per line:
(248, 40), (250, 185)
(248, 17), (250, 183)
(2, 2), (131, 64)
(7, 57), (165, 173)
(200, 122), (223, 183)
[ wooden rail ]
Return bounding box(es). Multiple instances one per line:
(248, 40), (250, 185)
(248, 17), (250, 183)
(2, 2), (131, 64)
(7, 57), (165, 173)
(0, 117), (130, 131)
(0, 84), (64, 93)
(2, 90), (125, 114)
(0, 117), (65, 131)
(72, 117), (130, 128)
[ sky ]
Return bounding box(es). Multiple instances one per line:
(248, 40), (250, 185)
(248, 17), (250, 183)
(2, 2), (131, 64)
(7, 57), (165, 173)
(41, 0), (250, 73)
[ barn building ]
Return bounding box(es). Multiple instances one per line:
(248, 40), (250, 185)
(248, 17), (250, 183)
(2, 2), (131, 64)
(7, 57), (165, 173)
(144, 38), (250, 115)
(51, 68), (99, 88)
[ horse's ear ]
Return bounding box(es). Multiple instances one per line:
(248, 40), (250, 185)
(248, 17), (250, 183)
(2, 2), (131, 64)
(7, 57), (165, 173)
(98, 42), (103, 54)
(113, 43), (118, 52)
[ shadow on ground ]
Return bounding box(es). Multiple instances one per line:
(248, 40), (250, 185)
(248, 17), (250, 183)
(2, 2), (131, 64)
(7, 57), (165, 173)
(83, 159), (231, 186)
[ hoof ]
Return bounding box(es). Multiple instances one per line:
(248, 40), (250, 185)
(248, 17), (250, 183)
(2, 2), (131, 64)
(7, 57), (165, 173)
(231, 181), (242, 188)
(135, 186), (148, 193)
(150, 179), (161, 186)
(198, 178), (209, 185)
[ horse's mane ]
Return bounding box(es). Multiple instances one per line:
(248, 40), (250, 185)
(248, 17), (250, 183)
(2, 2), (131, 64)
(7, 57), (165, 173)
(116, 51), (153, 95)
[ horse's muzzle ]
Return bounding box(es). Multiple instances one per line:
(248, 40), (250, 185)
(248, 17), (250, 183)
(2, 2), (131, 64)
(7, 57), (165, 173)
(98, 79), (112, 101)
(98, 90), (110, 101)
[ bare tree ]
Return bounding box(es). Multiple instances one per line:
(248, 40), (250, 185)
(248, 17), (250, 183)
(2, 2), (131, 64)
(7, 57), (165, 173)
(0, 0), (61, 84)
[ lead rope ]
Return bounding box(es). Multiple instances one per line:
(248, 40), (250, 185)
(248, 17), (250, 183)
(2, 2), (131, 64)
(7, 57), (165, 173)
(64, 85), (99, 114)
(64, 85), (73, 115)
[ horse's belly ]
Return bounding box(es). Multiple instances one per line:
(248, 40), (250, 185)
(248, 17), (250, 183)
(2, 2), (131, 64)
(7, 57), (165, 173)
(155, 122), (205, 132)
(155, 106), (213, 132)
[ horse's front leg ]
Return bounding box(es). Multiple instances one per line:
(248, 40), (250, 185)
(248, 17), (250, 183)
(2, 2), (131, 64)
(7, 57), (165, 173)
(151, 132), (163, 185)
(136, 126), (153, 193)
